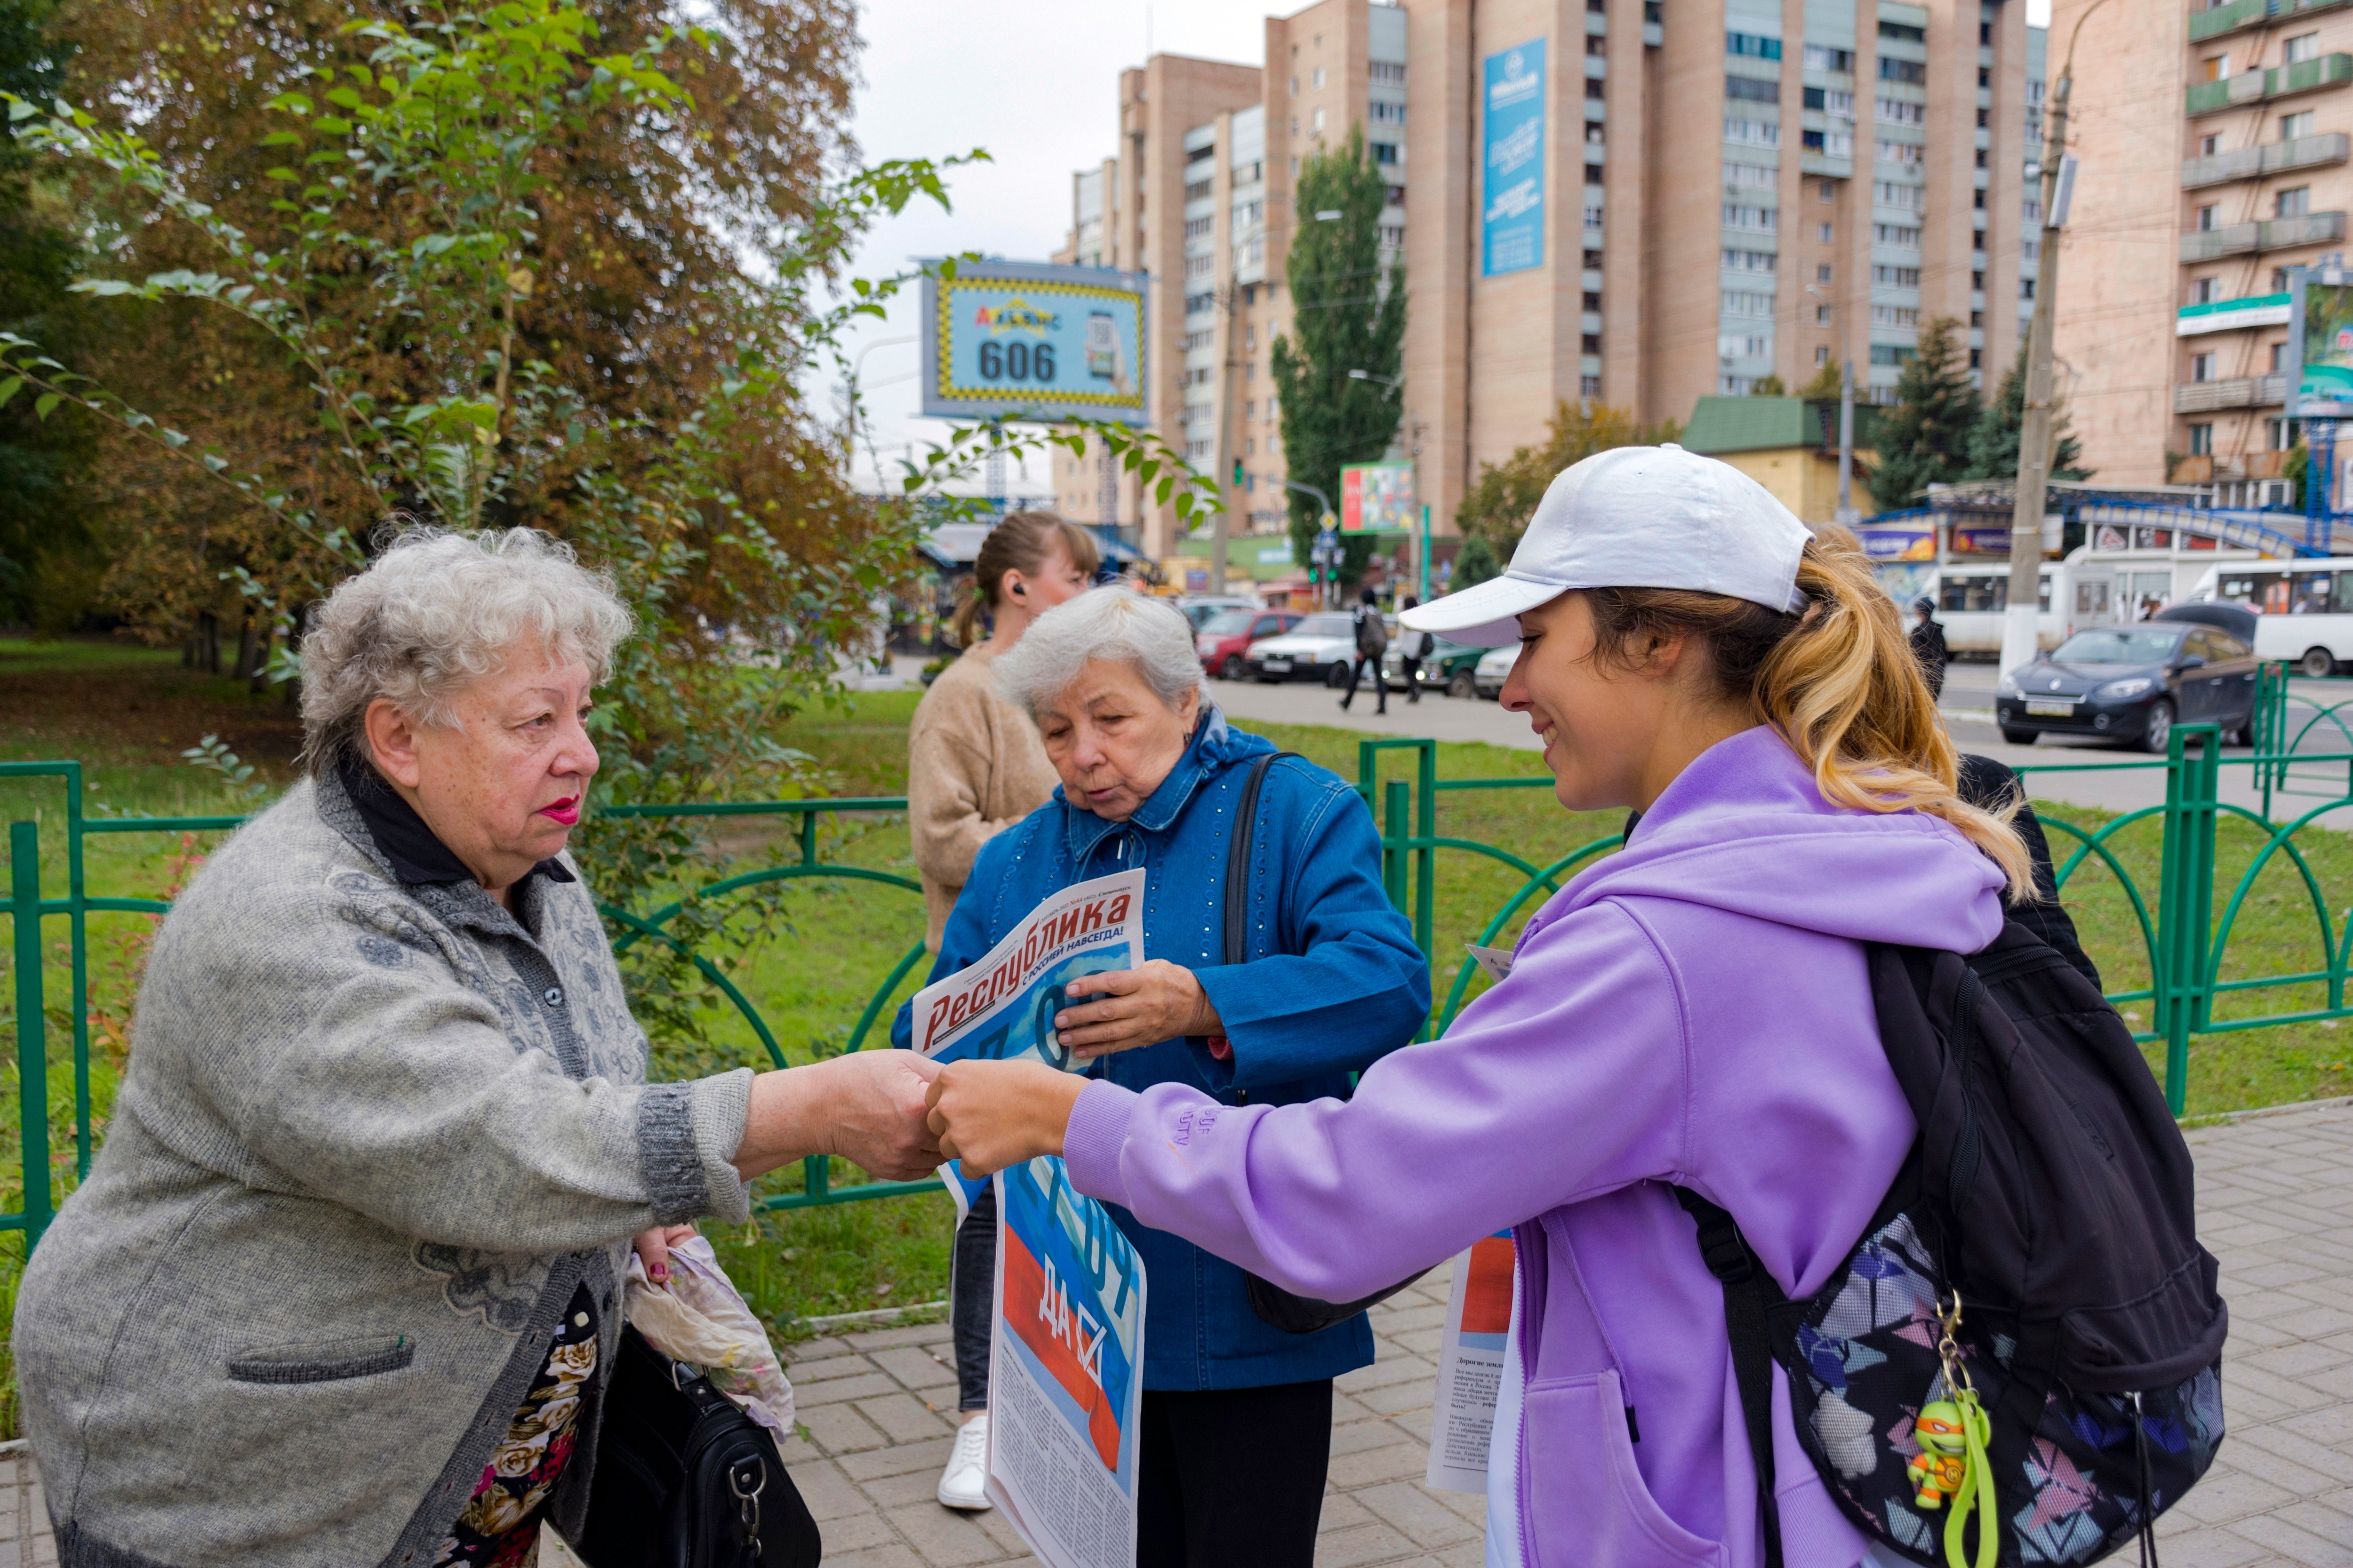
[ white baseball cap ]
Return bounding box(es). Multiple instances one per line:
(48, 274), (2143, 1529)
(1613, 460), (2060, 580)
(1401, 444), (1812, 647)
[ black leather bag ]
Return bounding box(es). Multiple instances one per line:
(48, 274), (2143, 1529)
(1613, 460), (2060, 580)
(1225, 751), (1430, 1335)
(575, 1325), (822, 1568)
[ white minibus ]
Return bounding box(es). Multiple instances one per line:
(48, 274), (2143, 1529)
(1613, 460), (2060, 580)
(1925, 563), (2064, 655)
(2190, 560), (2353, 676)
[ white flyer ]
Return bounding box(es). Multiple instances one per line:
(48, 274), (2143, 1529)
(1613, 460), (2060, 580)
(912, 869), (1145, 1066)
(987, 1156), (1147, 1568)
(1425, 1232), (1517, 1493)
(911, 870), (1149, 1568)
(1465, 944), (1516, 985)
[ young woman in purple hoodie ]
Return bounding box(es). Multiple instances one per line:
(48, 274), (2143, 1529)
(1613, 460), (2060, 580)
(923, 445), (2038, 1568)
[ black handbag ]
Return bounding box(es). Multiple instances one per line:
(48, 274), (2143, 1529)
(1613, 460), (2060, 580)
(1224, 751), (1431, 1335)
(575, 1324), (822, 1568)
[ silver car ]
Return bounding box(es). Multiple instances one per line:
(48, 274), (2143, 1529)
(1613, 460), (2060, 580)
(1471, 644), (1517, 700)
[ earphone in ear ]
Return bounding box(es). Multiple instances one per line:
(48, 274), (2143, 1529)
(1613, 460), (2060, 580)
(1010, 582), (1028, 598)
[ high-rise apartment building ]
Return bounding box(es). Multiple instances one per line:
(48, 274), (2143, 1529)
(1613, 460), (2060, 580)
(2056, 0), (2350, 503)
(1051, 0), (2044, 559)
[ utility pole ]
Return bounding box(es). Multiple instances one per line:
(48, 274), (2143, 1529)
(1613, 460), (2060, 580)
(2002, 0), (2104, 675)
(1210, 280), (1242, 594)
(1804, 281), (1857, 526)
(1838, 361), (1857, 524)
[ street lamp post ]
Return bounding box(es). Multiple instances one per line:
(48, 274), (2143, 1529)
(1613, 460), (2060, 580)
(1282, 478), (1338, 607)
(2001, 0), (2107, 677)
(1802, 285), (1856, 525)
(1345, 368), (1418, 596)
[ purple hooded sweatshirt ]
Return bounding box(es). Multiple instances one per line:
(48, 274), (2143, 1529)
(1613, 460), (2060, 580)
(1061, 725), (2008, 1568)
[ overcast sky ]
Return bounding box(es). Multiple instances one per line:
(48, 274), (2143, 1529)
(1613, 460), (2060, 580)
(826, 0), (2055, 495)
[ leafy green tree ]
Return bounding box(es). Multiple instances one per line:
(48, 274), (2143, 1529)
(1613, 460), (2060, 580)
(1272, 127), (1404, 587)
(1748, 374), (1787, 397)
(1451, 532), (1500, 590)
(1866, 317), (1981, 512)
(1797, 362), (1843, 400)
(1965, 343), (2089, 483)
(1, 0), (1211, 1050)
(1455, 400), (1680, 554)
(20, 0), (888, 650)
(0, 0), (96, 627)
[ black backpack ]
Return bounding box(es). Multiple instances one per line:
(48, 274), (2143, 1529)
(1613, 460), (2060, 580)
(1354, 604), (1390, 657)
(1679, 920), (2227, 1568)
(576, 1325), (823, 1568)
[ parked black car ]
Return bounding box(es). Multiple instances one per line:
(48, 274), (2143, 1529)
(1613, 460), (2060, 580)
(1996, 618), (2259, 751)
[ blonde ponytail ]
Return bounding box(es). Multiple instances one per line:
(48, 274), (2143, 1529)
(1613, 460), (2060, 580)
(1582, 528), (2036, 900)
(1761, 531), (2035, 900)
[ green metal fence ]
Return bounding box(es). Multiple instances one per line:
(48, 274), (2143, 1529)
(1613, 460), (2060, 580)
(11, 681), (2353, 1248)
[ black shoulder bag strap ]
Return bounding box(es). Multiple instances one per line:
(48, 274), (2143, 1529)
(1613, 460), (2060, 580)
(1226, 751), (1433, 1335)
(1672, 1187), (1789, 1568)
(1223, 751), (1299, 968)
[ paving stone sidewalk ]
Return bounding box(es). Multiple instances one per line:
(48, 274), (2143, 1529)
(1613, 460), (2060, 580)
(757, 1100), (2353, 1568)
(9, 1101), (2353, 1568)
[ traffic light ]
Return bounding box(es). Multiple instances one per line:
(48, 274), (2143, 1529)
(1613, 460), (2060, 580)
(1232, 457), (1245, 486)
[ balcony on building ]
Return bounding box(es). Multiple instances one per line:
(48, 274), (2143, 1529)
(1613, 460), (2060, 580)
(2179, 209), (2347, 260)
(2186, 52), (2353, 116)
(2177, 292), (2295, 335)
(2173, 372), (2289, 412)
(2168, 450), (2296, 484)
(2182, 132), (2352, 188)
(2191, 0), (2353, 44)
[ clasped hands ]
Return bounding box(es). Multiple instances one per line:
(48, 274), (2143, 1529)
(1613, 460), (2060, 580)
(720, 961), (1216, 1196)
(922, 960), (1217, 1175)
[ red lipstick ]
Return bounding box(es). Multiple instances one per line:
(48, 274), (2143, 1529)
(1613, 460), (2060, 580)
(536, 796), (581, 826)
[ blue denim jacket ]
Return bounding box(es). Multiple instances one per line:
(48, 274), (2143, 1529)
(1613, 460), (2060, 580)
(894, 706), (1431, 1390)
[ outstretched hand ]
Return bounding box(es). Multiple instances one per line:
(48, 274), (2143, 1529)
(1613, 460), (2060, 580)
(925, 1060), (1089, 1177)
(820, 1050), (947, 1180)
(734, 1050), (944, 1184)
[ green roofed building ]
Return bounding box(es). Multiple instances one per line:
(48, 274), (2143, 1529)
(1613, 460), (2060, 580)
(1680, 397), (1880, 527)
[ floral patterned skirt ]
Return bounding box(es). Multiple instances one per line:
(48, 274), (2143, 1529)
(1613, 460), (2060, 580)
(431, 1282), (600, 1567)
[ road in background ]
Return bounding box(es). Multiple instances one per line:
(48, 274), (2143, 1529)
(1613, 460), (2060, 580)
(1205, 662), (2353, 826)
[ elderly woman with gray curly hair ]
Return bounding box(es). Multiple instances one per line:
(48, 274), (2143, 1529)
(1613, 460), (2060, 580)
(12, 530), (942, 1568)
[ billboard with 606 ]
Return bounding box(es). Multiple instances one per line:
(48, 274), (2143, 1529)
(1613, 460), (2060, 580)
(920, 259), (1150, 425)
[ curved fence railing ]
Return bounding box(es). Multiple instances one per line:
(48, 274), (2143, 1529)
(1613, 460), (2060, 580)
(13, 690), (2353, 1247)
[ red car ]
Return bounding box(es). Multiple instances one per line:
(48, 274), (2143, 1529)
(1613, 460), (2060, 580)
(1196, 607), (1303, 680)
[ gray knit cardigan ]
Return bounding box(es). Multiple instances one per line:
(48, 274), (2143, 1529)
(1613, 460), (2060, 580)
(12, 769), (754, 1568)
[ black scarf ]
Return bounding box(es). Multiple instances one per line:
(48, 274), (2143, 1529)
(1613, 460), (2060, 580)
(336, 752), (576, 889)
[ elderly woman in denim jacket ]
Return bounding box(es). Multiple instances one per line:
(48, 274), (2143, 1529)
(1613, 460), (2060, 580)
(891, 587), (1428, 1568)
(14, 529), (941, 1568)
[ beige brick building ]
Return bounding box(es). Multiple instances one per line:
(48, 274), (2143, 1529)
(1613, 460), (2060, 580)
(2056, 0), (2353, 503)
(1052, 0), (2046, 559)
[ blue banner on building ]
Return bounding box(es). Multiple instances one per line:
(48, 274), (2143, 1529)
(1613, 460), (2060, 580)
(1481, 41), (1545, 278)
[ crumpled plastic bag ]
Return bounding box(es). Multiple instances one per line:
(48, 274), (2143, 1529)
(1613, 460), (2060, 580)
(623, 1234), (796, 1438)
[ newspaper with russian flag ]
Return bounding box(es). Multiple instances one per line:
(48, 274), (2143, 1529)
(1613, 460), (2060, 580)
(913, 870), (1147, 1568)
(1426, 1232), (1517, 1493)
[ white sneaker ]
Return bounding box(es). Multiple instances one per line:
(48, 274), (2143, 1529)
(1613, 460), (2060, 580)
(936, 1414), (992, 1511)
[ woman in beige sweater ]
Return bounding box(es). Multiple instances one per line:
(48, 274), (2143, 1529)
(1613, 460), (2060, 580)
(905, 509), (1099, 1510)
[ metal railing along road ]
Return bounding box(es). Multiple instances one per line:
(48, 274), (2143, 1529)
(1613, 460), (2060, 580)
(11, 683), (2353, 1246)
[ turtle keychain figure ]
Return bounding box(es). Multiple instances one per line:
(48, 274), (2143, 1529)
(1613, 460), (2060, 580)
(1904, 1292), (1999, 1568)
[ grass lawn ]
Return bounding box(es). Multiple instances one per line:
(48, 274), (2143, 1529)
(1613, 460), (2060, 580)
(5, 636), (2353, 1436)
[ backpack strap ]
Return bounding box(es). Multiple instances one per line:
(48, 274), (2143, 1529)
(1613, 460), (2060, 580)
(1222, 752), (1299, 968)
(1673, 1187), (1789, 1568)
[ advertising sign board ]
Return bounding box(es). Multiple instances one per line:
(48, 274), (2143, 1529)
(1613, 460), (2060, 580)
(1340, 462), (1416, 533)
(1854, 521), (1937, 562)
(920, 260), (1149, 424)
(1481, 42), (1546, 278)
(2289, 271), (2353, 420)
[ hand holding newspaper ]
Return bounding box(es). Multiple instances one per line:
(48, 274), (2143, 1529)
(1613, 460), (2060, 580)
(912, 870), (1149, 1568)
